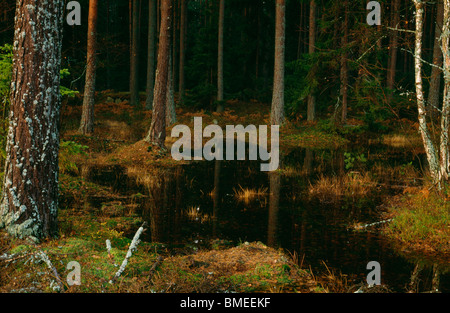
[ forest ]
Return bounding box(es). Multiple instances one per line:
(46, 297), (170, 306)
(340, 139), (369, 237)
(0, 0), (448, 296)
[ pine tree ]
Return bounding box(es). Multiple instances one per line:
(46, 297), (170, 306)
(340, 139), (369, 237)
(79, 0), (98, 135)
(0, 0), (65, 240)
(145, 0), (172, 147)
(271, 0), (286, 125)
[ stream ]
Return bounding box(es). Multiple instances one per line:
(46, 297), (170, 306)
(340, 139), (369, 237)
(81, 143), (449, 293)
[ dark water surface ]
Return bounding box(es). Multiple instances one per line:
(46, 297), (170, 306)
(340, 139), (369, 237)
(84, 144), (449, 293)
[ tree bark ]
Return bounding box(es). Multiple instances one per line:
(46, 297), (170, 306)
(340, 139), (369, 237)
(340, 0), (349, 124)
(179, 0), (187, 104)
(145, 0), (172, 147)
(428, 0), (445, 117)
(166, 42), (177, 126)
(0, 0), (65, 240)
(146, 0), (157, 110)
(216, 0), (225, 113)
(387, 0), (401, 98)
(271, 0), (286, 125)
(130, 0), (140, 107)
(79, 0), (98, 135)
(307, 0), (316, 121)
(439, 0), (450, 180)
(413, 0), (441, 185)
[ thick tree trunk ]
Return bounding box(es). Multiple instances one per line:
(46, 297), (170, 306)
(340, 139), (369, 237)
(307, 0), (316, 121)
(0, 0), (64, 240)
(271, 0), (286, 125)
(216, 0), (225, 113)
(146, 0), (157, 110)
(130, 0), (140, 106)
(413, 0), (441, 185)
(79, 0), (98, 135)
(428, 0), (445, 117)
(387, 0), (401, 99)
(145, 0), (172, 147)
(179, 0), (187, 104)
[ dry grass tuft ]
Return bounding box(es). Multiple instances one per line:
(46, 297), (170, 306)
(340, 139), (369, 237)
(233, 185), (268, 204)
(308, 172), (376, 202)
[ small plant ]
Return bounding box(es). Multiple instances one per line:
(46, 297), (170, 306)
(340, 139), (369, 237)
(344, 152), (367, 170)
(59, 141), (88, 174)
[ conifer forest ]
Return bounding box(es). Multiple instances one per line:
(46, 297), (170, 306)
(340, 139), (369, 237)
(0, 0), (449, 299)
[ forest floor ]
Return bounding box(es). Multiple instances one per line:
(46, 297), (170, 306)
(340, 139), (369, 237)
(0, 93), (448, 293)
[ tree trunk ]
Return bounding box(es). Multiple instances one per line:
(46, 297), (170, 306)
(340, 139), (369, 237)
(271, 0), (286, 125)
(428, 0), (445, 118)
(145, 0), (172, 147)
(130, 0), (140, 107)
(340, 0), (349, 124)
(79, 0), (98, 135)
(413, 0), (441, 185)
(216, 0), (225, 113)
(387, 0), (400, 98)
(166, 43), (177, 125)
(179, 0), (187, 104)
(0, 0), (64, 240)
(439, 0), (450, 180)
(146, 0), (157, 110)
(307, 0), (316, 121)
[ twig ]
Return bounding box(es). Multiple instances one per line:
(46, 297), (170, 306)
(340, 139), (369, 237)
(386, 26), (416, 34)
(109, 222), (147, 284)
(36, 250), (65, 292)
(401, 47), (444, 71)
(147, 256), (164, 281)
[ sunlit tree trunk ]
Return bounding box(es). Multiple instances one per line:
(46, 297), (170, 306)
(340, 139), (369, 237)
(79, 0), (98, 135)
(145, 0), (172, 147)
(146, 0), (157, 110)
(0, 0), (64, 240)
(307, 0), (316, 121)
(413, 0), (441, 185)
(271, 0), (286, 125)
(216, 0), (225, 113)
(439, 0), (450, 180)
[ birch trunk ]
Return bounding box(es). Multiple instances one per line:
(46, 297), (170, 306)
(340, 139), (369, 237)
(439, 0), (450, 179)
(413, 0), (441, 185)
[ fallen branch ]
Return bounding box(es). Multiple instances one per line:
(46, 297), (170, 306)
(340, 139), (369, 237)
(36, 250), (65, 292)
(109, 222), (147, 284)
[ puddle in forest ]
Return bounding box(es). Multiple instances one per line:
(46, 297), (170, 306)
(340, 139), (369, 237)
(80, 144), (449, 292)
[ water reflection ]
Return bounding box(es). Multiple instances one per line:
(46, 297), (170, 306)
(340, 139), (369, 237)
(83, 144), (449, 292)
